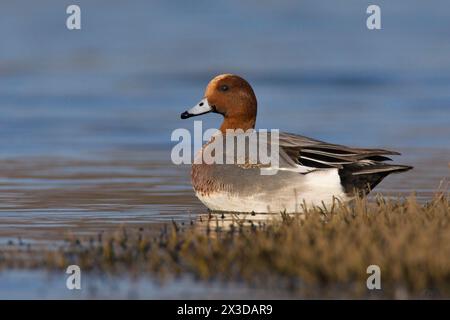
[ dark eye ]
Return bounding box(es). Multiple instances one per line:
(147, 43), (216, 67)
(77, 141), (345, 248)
(220, 85), (229, 92)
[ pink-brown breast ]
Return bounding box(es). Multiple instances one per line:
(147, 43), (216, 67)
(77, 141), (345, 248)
(191, 163), (227, 196)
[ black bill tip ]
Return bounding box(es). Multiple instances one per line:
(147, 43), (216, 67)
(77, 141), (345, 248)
(180, 111), (192, 119)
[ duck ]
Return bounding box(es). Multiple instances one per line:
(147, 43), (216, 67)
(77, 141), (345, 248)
(180, 74), (413, 213)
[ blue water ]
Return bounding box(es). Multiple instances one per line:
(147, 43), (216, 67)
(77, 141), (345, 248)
(1, 0), (450, 159)
(0, 270), (284, 299)
(0, 0), (449, 298)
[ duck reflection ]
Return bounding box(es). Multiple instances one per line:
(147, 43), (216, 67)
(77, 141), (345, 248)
(194, 211), (291, 234)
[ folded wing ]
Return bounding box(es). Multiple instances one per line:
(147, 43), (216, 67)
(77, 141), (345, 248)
(277, 132), (413, 194)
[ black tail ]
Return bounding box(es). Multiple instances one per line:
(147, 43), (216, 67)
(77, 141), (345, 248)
(339, 163), (413, 195)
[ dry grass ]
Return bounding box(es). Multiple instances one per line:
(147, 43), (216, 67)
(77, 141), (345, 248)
(1, 193), (450, 298)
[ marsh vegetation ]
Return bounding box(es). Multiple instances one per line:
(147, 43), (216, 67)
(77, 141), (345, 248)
(2, 192), (449, 298)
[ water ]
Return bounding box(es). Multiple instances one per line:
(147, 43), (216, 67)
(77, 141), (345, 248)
(0, 270), (288, 299)
(0, 0), (449, 298)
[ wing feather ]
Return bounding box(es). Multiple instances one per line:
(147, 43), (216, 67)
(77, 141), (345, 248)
(278, 132), (401, 169)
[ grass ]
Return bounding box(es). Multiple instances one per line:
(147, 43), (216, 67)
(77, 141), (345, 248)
(1, 193), (450, 298)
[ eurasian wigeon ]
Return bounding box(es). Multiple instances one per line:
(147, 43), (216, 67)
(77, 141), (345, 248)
(181, 74), (413, 213)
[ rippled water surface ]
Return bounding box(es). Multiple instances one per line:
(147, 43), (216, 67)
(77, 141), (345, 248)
(0, 0), (449, 298)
